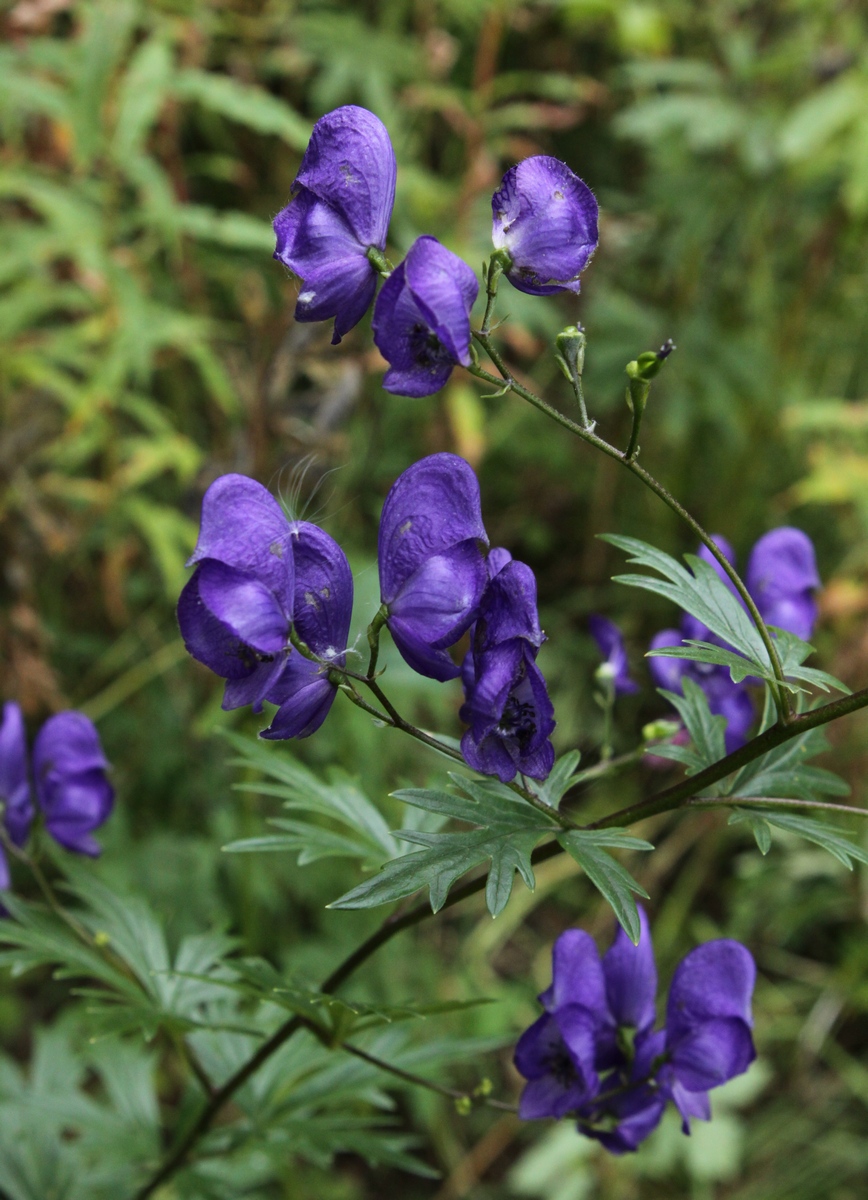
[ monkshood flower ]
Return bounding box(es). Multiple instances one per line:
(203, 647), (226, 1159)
(372, 236), (479, 398)
(460, 559), (555, 783)
(746, 527), (820, 643)
(178, 474), (297, 712)
(273, 105), (397, 344)
(261, 522), (353, 740)
(33, 713), (114, 857)
(491, 156), (599, 296)
(0, 702), (34, 889)
(514, 911), (756, 1154)
(589, 615), (639, 696)
(378, 453), (489, 681)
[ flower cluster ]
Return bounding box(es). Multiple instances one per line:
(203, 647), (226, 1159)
(179, 456), (556, 781)
(515, 911), (756, 1153)
(0, 703), (114, 886)
(273, 106), (598, 397)
(649, 529), (820, 750)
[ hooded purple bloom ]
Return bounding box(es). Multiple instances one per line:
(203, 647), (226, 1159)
(372, 236), (479, 398)
(663, 940), (756, 1131)
(746, 527), (820, 642)
(178, 474), (296, 713)
(261, 522), (353, 740)
(460, 559), (555, 783)
(515, 913), (756, 1154)
(33, 713), (114, 856)
(491, 156), (599, 296)
(273, 105), (396, 344)
(0, 702), (34, 889)
(378, 454), (489, 681)
(589, 615), (639, 696)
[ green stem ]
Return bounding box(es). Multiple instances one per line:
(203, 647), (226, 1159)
(466, 352), (792, 720)
(686, 796), (868, 819)
(366, 605), (388, 677)
(297, 1017), (517, 1112)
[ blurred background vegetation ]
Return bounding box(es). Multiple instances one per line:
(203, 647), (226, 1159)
(1, 0), (868, 1195)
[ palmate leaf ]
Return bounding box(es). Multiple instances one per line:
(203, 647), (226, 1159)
(728, 808), (868, 869)
(601, 533), (772, 674)
(725, 724), (850, 802)
(650, 679), (728, 778)
(222, 732), (400, 868)
(331, 774), (653, 934)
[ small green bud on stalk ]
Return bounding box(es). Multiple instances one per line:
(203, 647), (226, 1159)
(555, 324), (586, 383)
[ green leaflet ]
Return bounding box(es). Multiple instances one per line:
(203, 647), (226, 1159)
(728, 808), (868, 870)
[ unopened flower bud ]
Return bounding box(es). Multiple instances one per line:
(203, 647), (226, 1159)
(555, 325), (586, 383)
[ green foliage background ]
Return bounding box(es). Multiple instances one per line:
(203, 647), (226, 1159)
(1, 0), (868, 1196)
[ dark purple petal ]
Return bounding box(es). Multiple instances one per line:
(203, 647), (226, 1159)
(515, 1011), (598, 1119)
(34, 713), (114, 857)
(539, 928), (607, 1015)
(700, 672), (754, 753)
(589, 615), (639, 695)
(292, 105), (396, 249)
(647, 629), (689, 692)
(492, 156), (598, 296)
(0, 702), (32, 847)
(475, 560), (543, 650)
(666, 939), (756, 1041)
(758, 592), (818, 642)
(188, 474), (294, 604)
(590, 1096), (666, 1154)
(178, 569), (263, 681)
(378, 453), (487, 602)
(289, 521), (354, 656)
(0, 846), (9, 892)
(747, 527), (820, 606)
(222, 655), (288, 713)
(34, 712), (108, 779)
(388, 620), (461, 682)
(602, 906), (657, 1031)
(372, 236), (479, 398)
(667, 1076), (711, 1132)
(197, 560), (290, 656)
(669, 1016), (755, 1092)
(460, 645), (556, 782)
(487, 547), (512, 577)
(388, 541), (489, 651)
(518, 1073), (588, 1120)
(261, 655), (338, 740)
(274, 187), (378, 344)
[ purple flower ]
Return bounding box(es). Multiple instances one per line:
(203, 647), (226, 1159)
(589, 615), (639, 695)
(460, 642), (556, 783)
(178, 474), (296, 712)
(491, 156), (598, 296)
(372, 236), (479, 398)
(378, 454), (489, 681)
(663, 940), (756, 1131)
(0, 703), (34, 889)
(273, 105), (397, 344)
(649, 630), (754, 755)
(514, 912), (757, 1154)
(460, 559), (555, 783)
(34, 713), (114, 856)
(746, 527), (820, 642)
(261, 522), (353, 740)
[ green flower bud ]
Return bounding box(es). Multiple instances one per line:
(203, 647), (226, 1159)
(555, 325), (586, 383)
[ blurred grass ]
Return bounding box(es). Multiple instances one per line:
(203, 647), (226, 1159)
(1, 0), (868, 1195)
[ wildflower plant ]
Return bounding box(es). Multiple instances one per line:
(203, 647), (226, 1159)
(1, 98), (868, 1200)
